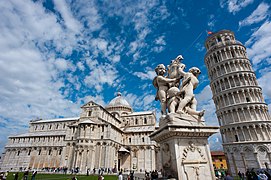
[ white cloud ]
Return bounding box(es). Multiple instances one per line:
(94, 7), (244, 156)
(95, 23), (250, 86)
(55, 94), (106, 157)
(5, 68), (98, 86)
(110, 55), (121, 63)
(195, 42), (205, 52)
(220, 0), (254, 14)
(102, 1), (170, 61)
(133, 70), (156, 80)
(208, 133), (223, 151)
(54, 58), (69, 71)
(155, 36), (166, 45)
(82, 94), (105, 107)
(0, 0), (89, 153)
(53, 0), (82, 33)
(196, 85), (222, 150)
(195, 85), (219, 126)
(143, 95), (156, 107)
(239, 3), (270, 27)
(71, 1), (102, 32)
(258, 71), (271, 104)
(124, 92), (156, 112)
(84, 62), (119, 92)
(207, 14), (216, 28)
(77, 61), (85, 71)
(152, 35), (166, 53)
(245, 21), (271, 67)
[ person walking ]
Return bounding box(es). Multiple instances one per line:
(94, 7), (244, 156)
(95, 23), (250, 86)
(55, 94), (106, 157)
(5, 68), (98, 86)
(14, 172), (19, 180)
(23, 170), (29, 180)
(31, 171), (37, 180)
(118, 172), (123, 180)
(224, 172), (234, 180)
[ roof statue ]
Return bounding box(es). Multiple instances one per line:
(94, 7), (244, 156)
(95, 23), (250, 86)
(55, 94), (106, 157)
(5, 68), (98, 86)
(153, 55), (205, 126)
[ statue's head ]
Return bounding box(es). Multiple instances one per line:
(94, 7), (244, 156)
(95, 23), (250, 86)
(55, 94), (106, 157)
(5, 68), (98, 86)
(189, 67), (201, 75)
(155, 64), (166, 75)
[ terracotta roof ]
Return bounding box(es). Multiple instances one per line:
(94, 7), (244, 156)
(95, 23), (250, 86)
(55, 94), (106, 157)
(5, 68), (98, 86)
(211, 151), (225, 156)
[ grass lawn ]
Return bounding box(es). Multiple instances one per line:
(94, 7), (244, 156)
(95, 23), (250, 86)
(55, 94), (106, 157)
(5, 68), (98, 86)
(6, 172), (118, 180)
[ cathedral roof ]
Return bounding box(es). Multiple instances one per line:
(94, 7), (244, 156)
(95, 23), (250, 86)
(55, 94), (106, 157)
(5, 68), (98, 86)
(123, 111), (154, 116)
(30, 117), (79, 123)
(9, 130), (66, 138)
(79, 119), (96, 124)
(107, 92), (132, 109)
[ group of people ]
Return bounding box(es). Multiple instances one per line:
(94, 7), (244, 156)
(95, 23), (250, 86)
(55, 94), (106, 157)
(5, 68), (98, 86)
(0, 170), (37, 180)
(145, 170), (159, 180)
(215, 169), (271, 180)
(245, 169), (271, 180)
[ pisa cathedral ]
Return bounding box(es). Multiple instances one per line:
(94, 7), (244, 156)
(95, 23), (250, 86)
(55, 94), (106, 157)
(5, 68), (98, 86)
(0, 93), (161, 173)
(205, 30), (271, 176)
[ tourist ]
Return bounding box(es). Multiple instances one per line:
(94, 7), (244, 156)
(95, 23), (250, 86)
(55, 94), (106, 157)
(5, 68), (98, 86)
(31, 170), (37, 180)
(98, 174), (104, 180)
(118, 171), (123, 180)
(31, 171), (38, 180)
(129, 170), (134, 180)
(71, 176), (77, 180)
(23, 170), (29, 180)
(258, 171), (268, 180)
(238, 171), (242, 179)
(87, 168), (89, 176)
(2, 171), (8, 180)
(145, 171), (150, 180)
(14, 172), (19, 180)
(224, 172), (233, 180)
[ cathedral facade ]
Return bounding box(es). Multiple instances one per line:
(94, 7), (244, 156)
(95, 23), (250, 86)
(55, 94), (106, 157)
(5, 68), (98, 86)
(0, 93), (161, 173)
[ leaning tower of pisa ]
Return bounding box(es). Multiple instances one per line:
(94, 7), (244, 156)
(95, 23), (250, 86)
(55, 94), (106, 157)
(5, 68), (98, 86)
(204, 30), (271, 175)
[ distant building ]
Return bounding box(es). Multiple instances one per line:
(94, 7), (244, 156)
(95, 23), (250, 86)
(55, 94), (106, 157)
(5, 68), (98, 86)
(211, 151), (227, 170)
(205, 30), (271, 175)
(0, 93), (161, 173)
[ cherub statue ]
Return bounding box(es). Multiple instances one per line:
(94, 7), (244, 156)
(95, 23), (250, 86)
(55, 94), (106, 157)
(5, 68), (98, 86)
(153, 64), (179, 116)
(176, 67), (205, 117)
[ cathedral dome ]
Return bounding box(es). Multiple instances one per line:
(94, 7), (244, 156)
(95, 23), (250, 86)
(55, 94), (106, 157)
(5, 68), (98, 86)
(106, 92), (133, 117)
(107, 92), (131, 108)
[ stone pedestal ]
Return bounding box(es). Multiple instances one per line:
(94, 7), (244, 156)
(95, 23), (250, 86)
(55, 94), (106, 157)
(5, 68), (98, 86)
(150, 115), (219, 180)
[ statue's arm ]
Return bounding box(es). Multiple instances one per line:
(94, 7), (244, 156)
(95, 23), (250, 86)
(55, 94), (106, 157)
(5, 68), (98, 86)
(158, 76), (177, 83)
(178, 68), (187, 77)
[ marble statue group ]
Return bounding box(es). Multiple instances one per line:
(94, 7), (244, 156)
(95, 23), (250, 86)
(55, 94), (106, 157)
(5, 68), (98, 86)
(153, 55), (205, 122)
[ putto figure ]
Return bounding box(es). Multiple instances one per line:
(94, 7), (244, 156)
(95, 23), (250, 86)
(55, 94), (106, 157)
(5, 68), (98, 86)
(153, 64), (179, 116)
(176, 67), (205, 117)
(153, 55), (205, 123)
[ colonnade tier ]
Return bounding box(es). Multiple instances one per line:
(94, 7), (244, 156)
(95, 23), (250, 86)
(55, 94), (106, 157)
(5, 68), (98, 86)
(207, 59), (253, 81)
(210, 72), (259, 94)
(220, 122), (271, 143)
(213, 87), (264, 108)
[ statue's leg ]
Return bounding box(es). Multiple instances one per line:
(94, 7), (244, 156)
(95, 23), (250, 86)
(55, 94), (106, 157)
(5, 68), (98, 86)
(158, 91), (167, 115)
(190, 98), (197, 110)
(161, 101), (167, 115)
(176, 95), (192, 114)
(186, 107), (205, 117)
(168, 100), (178, 113)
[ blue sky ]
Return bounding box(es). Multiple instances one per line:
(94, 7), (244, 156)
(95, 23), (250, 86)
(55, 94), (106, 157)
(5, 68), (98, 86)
(0, 0), (271, 153)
